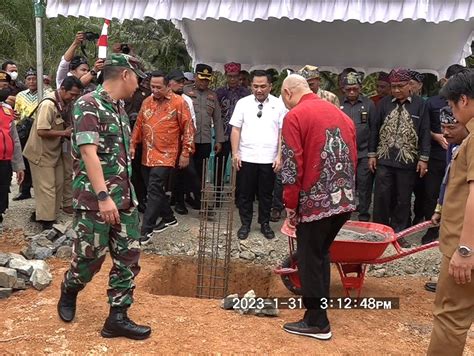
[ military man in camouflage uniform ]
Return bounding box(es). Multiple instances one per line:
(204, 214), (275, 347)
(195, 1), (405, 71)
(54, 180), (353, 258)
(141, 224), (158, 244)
(57, 54), (151, 340)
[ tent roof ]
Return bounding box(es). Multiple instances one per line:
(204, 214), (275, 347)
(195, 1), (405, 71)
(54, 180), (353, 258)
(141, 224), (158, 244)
(46, 0), (474, 76)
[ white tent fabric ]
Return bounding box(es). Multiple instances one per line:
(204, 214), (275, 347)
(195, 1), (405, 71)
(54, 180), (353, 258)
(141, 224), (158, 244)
(47, 0), (474, 76)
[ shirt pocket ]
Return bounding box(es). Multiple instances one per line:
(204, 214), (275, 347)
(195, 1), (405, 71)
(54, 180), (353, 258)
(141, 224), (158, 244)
(206, 100), (215, 116)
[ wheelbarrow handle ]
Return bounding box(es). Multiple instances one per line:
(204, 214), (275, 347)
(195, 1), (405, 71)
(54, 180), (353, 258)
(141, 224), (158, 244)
(395, 221), (434, 239)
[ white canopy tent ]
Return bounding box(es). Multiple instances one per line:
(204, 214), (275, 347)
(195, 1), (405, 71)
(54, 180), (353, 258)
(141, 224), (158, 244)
(46, 0), (474, 77)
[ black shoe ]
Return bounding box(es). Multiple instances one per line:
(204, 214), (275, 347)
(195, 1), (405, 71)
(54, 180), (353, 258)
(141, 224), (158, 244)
(283, 320), (332, 340)
(190, 201), (201, 210)
(421, 229), (439, 245)
(57, 284), (78, 323)
(101, 307), (151, 340)
(270, 208), (281, 222)
(30, 212), (38, 222)
(237, 225), (250, 240)
(153, 216), (178, 233)
(185, 195), (196, 206)
(261, 223), (275, 239)
(175, 204), (188, 215)
(140, 231), (153, 245)
(424, 282), (437, 293)
(42, 221), (54, 230)
(169, 195), (176, 206)
(13, 192), (31, 201)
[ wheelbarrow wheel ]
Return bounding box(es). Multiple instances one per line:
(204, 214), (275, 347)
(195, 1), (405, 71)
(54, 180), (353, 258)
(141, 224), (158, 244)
(281, 252), (302, 295)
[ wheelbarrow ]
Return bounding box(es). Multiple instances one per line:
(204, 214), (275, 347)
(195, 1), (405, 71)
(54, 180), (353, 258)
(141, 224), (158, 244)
(274, 220), (439, 297)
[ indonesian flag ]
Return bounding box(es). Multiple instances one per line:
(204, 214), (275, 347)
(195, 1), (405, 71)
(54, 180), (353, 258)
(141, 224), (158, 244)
(98, 19), (110, 59)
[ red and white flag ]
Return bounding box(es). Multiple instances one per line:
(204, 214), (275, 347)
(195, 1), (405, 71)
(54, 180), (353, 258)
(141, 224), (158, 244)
(98, 19), (110, 59)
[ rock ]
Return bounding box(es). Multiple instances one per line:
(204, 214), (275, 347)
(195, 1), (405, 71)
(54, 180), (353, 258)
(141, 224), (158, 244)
(30, 268), (52, 291)
(404, 266), (417, 275)
(0, 267), (17, 288)
(34, 247), (54, 260)
(220, 293), (239, 309)
(0, 288), (12, 299)
(53, 235), (68, 250)
(21, 245), (35, 260)
(252, 248), (266, 257)
(33, 236), (55, 249)
(0, 252), (10, 266)
(239, 240), (250, 249)
(28, 260), (50, 273)
(239, 251), (255, 261)
(7, 259), (34, 276)
(53, 223), (69, 235)
(8, 253), (25, 261)
(45, 229), (59, 241)
(13, 278), (27, 290)
(65, 229), (76, 240)
(373, 268), (386, 278)
(55, 246), (72, 259)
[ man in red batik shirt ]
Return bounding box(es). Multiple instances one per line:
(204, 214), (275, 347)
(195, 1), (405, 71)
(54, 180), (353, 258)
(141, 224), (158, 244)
(280, 74), (357, 341)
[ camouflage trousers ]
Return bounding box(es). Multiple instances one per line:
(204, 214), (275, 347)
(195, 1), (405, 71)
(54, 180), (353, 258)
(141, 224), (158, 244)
(63, 208), (141, 307)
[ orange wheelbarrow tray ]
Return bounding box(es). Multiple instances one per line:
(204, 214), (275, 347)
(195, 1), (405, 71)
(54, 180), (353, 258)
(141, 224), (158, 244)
(274, 220), (439, 297)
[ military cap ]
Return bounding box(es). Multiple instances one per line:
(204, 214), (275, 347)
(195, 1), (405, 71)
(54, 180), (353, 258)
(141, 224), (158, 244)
(342, 72), (362, 86)
(166, 69), (186, 82)
(25, 67), (37, 78)
(389, 68), (411, 83)
(224, 62), (241, 74)
(104, 53), (146, 78)
(0, 71), (11, 83)
(195, 63), (213, 80)
(297, 65), (320, 80)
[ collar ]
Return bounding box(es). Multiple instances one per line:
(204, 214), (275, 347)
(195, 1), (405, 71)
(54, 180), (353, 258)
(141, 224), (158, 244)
(96, 84), (118, 105)
(466, 119), (474, 134)
(152, 91), (172, 102)
(54, 90), (65, 111)
(391, 96), (412, 104)
(26, 89), (37, 96)
(254, 95), (270, 104)
(343, 95), (363, 104)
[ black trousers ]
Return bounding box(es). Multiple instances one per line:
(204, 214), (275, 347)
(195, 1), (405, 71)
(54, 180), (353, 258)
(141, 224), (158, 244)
(131, 144), (146, 207)
(141, 166), (174, 235)
(19, 136), (32, 195)
(214, 140), (231, 187)
(356, 157), (374, 219)
(373, 164), (417, 232)
(193, 143), (212, 184)
(297, 212), (351, 327)
(0, 160), (12, 216)
(174, 158), (201, 205)
(271, 172), (284, 211)
(238, 161), (275, 227)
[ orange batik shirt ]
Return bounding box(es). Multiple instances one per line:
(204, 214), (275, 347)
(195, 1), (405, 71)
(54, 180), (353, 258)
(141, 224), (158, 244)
(131, 92), (194, 167)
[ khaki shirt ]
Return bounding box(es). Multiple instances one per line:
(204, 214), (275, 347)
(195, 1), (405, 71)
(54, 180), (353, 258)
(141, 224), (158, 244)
(439, 119), (474, 257)
(183, 85), (224, 144)
(23, 92), (65, 167)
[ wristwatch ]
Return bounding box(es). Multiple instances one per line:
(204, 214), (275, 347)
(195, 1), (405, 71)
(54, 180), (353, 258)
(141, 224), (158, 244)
(458, 245), (472, 257)
(90, 69), (97, 77)
(97, 191), (109, 201)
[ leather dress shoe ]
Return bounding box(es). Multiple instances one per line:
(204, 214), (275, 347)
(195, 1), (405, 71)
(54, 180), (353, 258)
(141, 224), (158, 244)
(175, 203), (188, 215)
(261, 223), (275, 239)
(237, 225), (250, 240)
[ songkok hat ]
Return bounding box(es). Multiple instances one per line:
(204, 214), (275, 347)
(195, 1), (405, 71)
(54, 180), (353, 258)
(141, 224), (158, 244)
(224, 62), (241, 74)
(389, 68), (411, 83)
(297, 65), (320, 80)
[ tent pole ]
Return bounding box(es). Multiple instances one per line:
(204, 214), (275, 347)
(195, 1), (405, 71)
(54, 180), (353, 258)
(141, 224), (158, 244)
(33, 0), (46, 101)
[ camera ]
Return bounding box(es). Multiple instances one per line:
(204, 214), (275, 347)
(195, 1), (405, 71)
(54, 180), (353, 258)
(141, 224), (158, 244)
(84, 31), (100, 42)
(120, 44), (131, 54)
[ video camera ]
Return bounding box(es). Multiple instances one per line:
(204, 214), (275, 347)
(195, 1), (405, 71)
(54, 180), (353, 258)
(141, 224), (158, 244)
(120, 44), (131, 54)
(84, 31), (100, 42)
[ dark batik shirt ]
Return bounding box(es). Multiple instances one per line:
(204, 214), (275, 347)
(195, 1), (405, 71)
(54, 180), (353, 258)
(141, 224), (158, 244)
(216, 85), (251, 140)
(426, 95), (448, 161)
(368, 95), (431, 170)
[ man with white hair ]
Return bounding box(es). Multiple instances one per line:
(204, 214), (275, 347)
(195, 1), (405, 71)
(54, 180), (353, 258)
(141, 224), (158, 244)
(280, 74), (357, 340)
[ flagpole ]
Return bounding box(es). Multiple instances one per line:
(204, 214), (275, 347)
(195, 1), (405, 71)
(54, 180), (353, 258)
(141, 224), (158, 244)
(33, 0), (46, 101)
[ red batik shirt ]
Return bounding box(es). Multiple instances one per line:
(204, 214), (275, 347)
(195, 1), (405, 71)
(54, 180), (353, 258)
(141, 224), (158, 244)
(132, 92), (194, 167)
(281, 93), (358, 223)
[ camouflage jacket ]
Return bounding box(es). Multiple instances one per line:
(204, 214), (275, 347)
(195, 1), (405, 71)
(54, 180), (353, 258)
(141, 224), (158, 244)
(72, 84), (137, 211)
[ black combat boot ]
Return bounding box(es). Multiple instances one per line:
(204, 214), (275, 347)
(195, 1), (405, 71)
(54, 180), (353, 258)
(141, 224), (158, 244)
(101, 307), (151, 340)
(57, 283), (78, 322)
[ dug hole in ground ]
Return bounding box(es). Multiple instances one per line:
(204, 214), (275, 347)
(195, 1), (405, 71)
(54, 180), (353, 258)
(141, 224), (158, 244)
(1, 178), (474, 354)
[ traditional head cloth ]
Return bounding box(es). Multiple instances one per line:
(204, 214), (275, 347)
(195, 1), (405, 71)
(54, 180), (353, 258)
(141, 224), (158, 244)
(409, 70), (424, 83)
(378, 71), (390, 83)
(297, 65), (320, 80)
(439, 106), (457, 124)
(342, 72), (362, 86)
(388, 68), (411, 83)
(224, 62), (241, 74)
(25, 67), (37, 78)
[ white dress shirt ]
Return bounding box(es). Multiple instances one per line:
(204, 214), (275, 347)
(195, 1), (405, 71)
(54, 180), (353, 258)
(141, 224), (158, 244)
(182, 93), (196, 129)
(230, 94), (286, 164)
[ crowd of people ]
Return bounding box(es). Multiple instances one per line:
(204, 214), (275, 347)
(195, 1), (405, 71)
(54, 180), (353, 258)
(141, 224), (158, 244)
(0, 30), (473, 351)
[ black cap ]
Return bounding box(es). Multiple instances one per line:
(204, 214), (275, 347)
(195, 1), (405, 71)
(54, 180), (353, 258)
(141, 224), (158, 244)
(166, 69), (185, 82)
(195, 63), (213, 80)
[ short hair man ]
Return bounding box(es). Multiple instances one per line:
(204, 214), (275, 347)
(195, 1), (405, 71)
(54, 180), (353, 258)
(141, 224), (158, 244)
(340, 72), (376, 221)
(428, 69), (474, 355)
(58, 54), (151, 340)
(371, 71), (391, 105)
(297, 65), (340, 107)
(131, 70), (194, 242)
(239, 70), (250, 88)
(1, 60), (25, 95)
(368, 68), (431, 236)
(230, 70), (286, 240)
(280, 74), (357, 340)
(23, 76), (83, 230)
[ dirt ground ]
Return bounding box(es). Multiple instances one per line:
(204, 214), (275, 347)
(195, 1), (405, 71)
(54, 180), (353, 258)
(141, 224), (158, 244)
(1, 232), (474, 355)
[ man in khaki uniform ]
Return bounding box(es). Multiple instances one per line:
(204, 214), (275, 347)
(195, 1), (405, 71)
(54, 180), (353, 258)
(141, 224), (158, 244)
(428, 69), (474, 355)
(23, 77), (82, 230)
(297, 65), (340, 107)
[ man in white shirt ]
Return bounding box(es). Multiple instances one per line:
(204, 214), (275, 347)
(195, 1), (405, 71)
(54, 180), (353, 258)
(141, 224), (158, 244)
(230, 70), (286, 240)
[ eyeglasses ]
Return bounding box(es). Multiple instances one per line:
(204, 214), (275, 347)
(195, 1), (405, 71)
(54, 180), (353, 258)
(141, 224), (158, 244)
(257, 103), (263, 118)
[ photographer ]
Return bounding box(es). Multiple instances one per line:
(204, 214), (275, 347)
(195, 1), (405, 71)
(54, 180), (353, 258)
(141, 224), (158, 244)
(56, 32), (104, 90)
